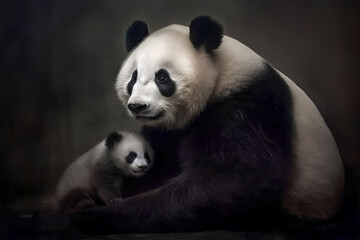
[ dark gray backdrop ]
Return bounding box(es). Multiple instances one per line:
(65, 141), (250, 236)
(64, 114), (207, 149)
(1, 0), (359, 211)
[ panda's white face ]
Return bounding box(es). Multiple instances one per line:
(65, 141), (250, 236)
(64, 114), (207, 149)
(109, 132), (154, 177)
(116, 25), (218, 129)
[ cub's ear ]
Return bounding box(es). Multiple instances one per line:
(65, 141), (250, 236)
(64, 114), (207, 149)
(105, 132), (122, 149)
(189, 16), (223, 53)
(126, 20), (149, 52)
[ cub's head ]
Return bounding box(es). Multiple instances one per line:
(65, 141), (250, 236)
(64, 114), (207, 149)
(115, 16), (223, 129)
(105, 131), (154, 177)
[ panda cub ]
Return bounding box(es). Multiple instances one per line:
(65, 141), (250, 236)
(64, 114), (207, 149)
(56, 131), (153, 211)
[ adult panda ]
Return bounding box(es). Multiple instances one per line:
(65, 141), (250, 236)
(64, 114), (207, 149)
(73, 16), (344, 234)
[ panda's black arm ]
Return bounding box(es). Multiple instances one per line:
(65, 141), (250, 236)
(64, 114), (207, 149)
(72, 167), (246, 234)
(73, 133), (289, 235)
(72, 123), (290, 235)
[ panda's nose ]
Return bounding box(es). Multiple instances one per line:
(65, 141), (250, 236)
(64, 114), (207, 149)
(128, 103), (148, 114)
(137, 163), (148, 170)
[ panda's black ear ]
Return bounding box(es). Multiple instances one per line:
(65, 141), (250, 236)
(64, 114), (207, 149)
(126, 20), (149, 52)
(105, 132), (122, 149)
(189, 16), (223, 53)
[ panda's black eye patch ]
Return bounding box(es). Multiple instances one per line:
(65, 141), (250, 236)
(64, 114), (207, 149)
(126, 151), (137, 163)
(155, 69), (176, 97)
(145, 152), (150, 162)
(127, 70), (137, 95)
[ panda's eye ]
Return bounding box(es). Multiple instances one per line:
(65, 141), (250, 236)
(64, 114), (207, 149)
(126, 151), (137, 163)
(156, 74), (168, 84)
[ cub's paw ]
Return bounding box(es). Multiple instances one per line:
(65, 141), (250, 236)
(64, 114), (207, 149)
(106, 198), (123, 205)
(59, 188), (97, 214)
(75, 197), (96, 209)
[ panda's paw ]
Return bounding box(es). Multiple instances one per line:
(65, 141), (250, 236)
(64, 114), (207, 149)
(106, 197), (123, 205)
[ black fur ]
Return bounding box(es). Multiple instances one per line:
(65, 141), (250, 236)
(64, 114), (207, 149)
(127, 70), (137, 95)
(72, 63), (294, 234)
(189, 16), (223, 53)
(125, 152), (137, 163)
(155, 69), (176, 97)
(145, 152), (150, 163)
(126, 21), (148, 52)
(105, 132), (122, 149)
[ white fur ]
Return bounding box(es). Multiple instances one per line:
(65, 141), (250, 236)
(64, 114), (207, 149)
(115, 24), (344, 219)
(211, 35), (265, 101)
(56, 131), (154, 201)
(56, 141), (105, 200)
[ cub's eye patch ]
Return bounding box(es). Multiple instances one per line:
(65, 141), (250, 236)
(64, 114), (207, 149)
(127, 70), (137, 95)
(126, 151), (137, 163)
(155, 69), (176, 97)
(145, 151), (151, 162)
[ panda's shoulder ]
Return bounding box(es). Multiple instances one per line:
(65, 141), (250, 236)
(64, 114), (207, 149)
(185, 63), (294, 156)
(208, 63), (292, 118)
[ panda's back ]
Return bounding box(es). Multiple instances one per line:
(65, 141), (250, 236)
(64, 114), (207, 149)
(209, 31), (344, 219)
(279, 72), (344, 219)
(56, 142), (106, 200)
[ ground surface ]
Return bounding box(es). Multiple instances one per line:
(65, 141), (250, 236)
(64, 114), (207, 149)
(1, 199), (358, 239)
(1, 200), (286, 240)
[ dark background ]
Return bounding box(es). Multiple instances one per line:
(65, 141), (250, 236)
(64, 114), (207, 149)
(1, 0), (359, 230)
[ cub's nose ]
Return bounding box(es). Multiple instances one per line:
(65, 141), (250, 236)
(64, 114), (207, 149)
(128, 103), (147, 114)
(137, 164), (148, 170)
